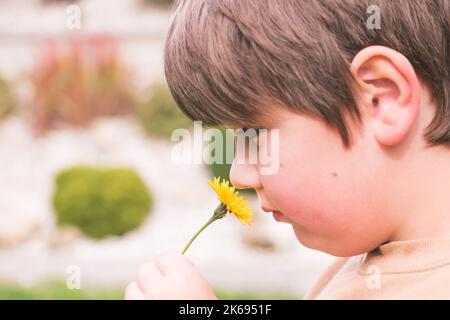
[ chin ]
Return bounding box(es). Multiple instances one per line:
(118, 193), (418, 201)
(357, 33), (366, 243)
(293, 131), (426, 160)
(292, 226), (323, 251)
(292, 227), (367, 257)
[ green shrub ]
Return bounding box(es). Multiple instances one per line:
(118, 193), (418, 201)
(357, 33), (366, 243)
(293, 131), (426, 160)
(0, 77), (15, 121)
(135, 83), (192, 139)
(53, 166), (153, 239)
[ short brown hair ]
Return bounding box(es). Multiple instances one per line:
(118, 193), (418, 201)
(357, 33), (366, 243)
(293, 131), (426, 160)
(164, 0), (450, 147)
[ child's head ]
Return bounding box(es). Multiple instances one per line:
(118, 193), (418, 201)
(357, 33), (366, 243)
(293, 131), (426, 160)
(164, 0), (450, 256)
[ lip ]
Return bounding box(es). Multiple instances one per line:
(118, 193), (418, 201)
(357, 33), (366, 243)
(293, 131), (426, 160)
(272, 211), (284, 222)
(261, 206), (286, 222)
(261, 206), (274, 213)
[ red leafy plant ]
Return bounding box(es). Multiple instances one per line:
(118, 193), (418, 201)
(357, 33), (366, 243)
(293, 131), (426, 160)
(30, 34), (134, 134)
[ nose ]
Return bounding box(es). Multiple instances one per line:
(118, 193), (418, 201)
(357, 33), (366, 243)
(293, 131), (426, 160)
(229, 158), (262, 190)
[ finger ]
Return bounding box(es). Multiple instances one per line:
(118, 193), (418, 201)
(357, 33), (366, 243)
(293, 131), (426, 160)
(136, 261), (164, 294)
(155, 251), (197, 278)
(124, 281), (145, 300)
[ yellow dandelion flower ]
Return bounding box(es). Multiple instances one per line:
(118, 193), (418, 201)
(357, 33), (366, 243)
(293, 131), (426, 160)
(208, 177), (253, 225)
(181, 177), (254, 255)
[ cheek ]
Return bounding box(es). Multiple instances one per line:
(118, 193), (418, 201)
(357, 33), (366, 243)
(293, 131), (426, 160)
(260, 132), (342, 226)
(263, 170), (381, 255)
(261, 150), (387, 255)
(262, 167), (344, 228)
(260, 141), (374, 238)
(257, 114), (389, 255)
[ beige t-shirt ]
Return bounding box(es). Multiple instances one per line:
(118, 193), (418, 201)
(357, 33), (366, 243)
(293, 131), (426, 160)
(305, 238), (450, 299)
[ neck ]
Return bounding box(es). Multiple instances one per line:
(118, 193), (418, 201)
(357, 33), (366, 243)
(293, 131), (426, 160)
(389, 144), (450, 242)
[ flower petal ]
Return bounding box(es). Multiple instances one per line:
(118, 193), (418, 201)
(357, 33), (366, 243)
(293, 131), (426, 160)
(208, 177), (253, 225)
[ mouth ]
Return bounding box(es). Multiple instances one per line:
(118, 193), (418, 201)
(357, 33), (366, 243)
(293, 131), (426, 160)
(261, 206), (274, 213)
(272, 211), (285, 222)
(261, 206), (286, 222)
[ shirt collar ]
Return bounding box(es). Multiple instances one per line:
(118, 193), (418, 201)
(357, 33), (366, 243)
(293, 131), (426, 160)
(358, 238), (450, 275)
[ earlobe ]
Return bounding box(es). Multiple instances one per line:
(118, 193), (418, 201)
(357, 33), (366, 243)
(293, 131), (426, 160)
(350, 46), (421, 146)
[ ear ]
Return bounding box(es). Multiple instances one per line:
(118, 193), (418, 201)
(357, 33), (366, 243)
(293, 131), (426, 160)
(350, 46), (421, 146)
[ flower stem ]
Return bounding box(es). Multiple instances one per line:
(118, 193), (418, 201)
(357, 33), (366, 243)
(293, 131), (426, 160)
(181, 216), (218, 255)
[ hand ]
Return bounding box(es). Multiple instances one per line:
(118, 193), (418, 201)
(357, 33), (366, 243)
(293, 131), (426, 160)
(125, 251), (218, 300)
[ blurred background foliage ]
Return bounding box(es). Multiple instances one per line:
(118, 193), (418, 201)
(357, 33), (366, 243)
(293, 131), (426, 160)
(207, 126), (256, 195)
(0, 281), (299, 300)
(53, 166), (153, 239)
(141, 0), (175, 8)
(135, 83), (192, 139)
(0, 76), (15, 122)
(31, 35), (134, 134)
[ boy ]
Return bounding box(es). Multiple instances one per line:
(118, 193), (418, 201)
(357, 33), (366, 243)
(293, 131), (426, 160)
(125, 0), (450, 299)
